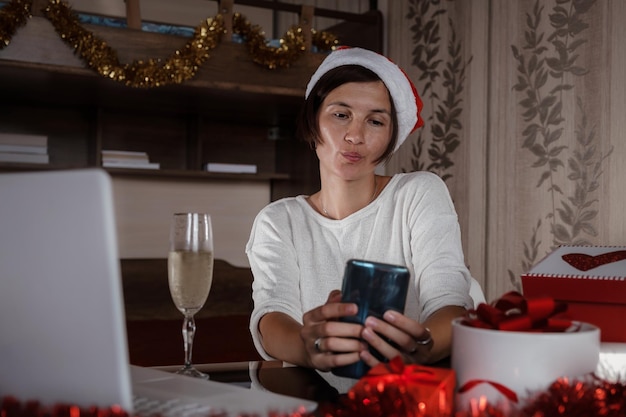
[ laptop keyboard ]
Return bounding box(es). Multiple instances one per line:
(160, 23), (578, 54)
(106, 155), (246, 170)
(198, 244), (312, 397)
(133, 395), (219, 417)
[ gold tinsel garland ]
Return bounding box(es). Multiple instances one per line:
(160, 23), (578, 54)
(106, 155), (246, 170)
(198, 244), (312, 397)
(44, 0), (224, 88)
(232, 13), (338, 70)
(0, 0), (338, 87)
(0, 0), (31, 49)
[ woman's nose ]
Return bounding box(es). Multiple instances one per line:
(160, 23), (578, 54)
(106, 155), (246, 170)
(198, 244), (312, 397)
(344, 121), (365, 144)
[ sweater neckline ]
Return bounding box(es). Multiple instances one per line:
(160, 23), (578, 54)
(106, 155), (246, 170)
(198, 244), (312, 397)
(300, 174), (401, 222)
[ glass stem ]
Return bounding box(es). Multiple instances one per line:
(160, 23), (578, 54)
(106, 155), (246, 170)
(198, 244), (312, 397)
(181, 314), (196, 368)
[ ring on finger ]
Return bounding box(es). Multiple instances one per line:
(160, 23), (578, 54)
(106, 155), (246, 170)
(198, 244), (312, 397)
(415, 327), (432, 345)
(409, 327), (432, 353)
(314, 337), (323, 353)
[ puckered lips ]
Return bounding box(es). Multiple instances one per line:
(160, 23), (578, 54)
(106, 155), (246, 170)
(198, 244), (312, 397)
(341, 151), (364, 163)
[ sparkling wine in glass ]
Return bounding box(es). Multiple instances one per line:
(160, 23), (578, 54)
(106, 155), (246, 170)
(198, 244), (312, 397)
(168, 212), (214, 379)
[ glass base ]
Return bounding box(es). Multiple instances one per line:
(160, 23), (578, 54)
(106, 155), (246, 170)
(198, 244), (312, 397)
(175, 365), (210, 379)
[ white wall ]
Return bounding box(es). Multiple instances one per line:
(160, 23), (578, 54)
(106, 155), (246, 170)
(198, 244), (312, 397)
(112, 177), (270, 267)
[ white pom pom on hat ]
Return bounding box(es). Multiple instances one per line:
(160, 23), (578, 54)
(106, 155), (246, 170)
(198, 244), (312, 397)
(305, 46), (424, 152)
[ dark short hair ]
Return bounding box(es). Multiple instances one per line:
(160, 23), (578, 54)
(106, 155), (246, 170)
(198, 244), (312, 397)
(296, 65), (399, 165)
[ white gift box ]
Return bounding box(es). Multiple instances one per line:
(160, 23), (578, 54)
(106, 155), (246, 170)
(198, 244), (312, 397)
(451, 317), (600, 406)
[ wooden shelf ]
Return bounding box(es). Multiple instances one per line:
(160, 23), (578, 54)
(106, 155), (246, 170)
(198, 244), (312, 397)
(105, 167), (290, 181)
(0, 24), (318, 196)
(0, 163), (289, 180)
(0, 49), (316, 126)
(0, 15), (325, 115)
(0, 5), (381, 198)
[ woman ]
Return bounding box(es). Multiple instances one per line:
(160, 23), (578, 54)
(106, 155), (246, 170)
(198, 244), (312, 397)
(246, 47), (474, 375)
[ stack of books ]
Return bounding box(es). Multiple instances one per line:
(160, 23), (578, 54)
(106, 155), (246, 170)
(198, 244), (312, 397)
(101, 150), (160, 170)
(204, 162), (257, 174)
(0, 133), (49, 164)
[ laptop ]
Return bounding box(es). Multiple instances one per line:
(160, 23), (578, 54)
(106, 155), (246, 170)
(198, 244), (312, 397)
(0, 169), (316, 415)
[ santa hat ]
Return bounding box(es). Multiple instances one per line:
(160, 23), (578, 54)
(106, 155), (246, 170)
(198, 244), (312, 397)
(305, 47), (424, 152)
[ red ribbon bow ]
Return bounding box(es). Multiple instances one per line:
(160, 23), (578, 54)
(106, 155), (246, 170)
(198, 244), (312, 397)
(355, 356), (439, 388)
(462, 291), (574, 332)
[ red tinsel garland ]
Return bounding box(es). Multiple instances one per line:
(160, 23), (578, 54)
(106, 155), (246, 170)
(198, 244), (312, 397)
(3, 375), (625, 417)
(453, 377), (626, 417)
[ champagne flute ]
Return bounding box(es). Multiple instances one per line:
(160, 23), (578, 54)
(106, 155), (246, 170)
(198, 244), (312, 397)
(168, 213), (214, 379)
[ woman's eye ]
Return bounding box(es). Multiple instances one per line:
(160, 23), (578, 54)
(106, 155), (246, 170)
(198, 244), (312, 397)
(333, 112), (349, 119)
(370, 119), (385, 127)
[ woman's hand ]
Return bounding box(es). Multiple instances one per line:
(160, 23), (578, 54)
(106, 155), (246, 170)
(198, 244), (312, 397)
(359, 306), (466, 366)
(300, 290), (366, 371)
(359, 310), (433, 366)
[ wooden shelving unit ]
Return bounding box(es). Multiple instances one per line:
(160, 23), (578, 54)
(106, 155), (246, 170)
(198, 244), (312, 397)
(0, 23), (323, 199)
(0, 3), (382, 200)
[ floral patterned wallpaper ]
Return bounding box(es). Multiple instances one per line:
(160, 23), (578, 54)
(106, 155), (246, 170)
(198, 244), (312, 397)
(401, 0), (472, 183)
(506, 0), (613, 290)
(387, 0), (625, 301)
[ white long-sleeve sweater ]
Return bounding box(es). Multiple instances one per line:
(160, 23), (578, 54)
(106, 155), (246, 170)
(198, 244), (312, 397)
(246, 171), (473, 360)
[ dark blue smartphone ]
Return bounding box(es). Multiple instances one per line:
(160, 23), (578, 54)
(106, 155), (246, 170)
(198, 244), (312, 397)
(331, 259), (410, 379)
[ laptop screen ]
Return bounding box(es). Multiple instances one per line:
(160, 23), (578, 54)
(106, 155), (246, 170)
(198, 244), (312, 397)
(0, 169), (133, 409)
